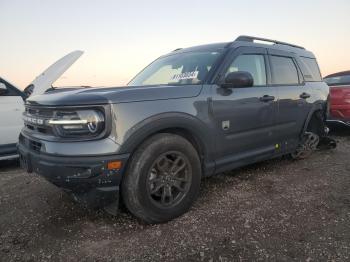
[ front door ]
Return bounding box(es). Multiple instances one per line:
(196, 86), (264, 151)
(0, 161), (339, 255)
(0, 80), (24, 155)
(210, 47), (278, 170)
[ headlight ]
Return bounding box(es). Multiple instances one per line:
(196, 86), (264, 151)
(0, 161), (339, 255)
(48, 109), (105, 138)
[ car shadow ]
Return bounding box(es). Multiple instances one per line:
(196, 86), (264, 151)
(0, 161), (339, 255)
(0, 158), (20, 170)
(329, 124), (350, 137)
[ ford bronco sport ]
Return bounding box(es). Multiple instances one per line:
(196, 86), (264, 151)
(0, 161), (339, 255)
(18, 36), (329, 223)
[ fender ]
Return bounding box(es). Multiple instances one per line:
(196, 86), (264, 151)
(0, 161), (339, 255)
(301, 101), (327, 135)
(118, 112), (216, 176)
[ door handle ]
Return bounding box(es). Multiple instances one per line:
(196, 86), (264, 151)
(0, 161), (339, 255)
(300, 92), (311, 99)
(260, 95), (275, 102)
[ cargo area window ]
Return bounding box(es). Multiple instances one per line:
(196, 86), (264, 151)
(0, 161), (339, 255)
(300, 57), (322, 82)
(226, 54), (267, 86)
(270, 56), (299, 85)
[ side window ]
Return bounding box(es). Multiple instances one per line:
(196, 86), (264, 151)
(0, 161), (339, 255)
(0, 79), (23, 97)
(270, 56), (299, 85)
(226, 54), (267, 86)
(0, 82), (8, 96)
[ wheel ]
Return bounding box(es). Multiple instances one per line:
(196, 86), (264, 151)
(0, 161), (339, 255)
(121, 133), (201, 223)
(291, 111), (324, 160)
(290, 131), (320, 159)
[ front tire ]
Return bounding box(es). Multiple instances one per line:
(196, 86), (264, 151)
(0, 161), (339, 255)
(121, 133), (201, 223)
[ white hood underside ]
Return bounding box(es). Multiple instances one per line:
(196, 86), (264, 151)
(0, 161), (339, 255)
(30, 50), (83, 96)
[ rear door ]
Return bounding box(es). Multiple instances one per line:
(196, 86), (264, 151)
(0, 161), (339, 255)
(211, 47), (278, 169)
(268, 50), (311, 151)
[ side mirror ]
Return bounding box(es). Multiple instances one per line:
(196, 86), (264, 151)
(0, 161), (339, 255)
(222, 71), (253, 88)
(0, 82), (7, 95)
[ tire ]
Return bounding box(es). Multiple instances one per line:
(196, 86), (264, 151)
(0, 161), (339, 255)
(291, 112), (323, 160)
(121, 133), (201, 224)
(290, 131), (319, 159)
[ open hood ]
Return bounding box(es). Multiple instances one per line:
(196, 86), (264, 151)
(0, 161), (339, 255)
(26, 50), (83, 96)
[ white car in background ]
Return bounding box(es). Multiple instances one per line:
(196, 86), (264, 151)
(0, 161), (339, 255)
(0, 51), (83, 160)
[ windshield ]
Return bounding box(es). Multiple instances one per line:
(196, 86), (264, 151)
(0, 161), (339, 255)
(128, 51), (222, 86)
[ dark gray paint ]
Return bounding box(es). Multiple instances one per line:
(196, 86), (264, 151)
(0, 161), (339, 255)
(27, 85), (202, 106)
(23, 41), (329, 177)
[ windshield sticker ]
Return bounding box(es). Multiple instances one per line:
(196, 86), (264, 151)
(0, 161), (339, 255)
(171, 71), (199, 81)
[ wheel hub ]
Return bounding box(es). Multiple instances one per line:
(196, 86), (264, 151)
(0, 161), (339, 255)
(147, 151), (191, 208)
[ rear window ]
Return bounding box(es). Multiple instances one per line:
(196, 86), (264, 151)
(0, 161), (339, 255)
(299, 57), (322, 82)
(270, 56), (299, 85)
(324, 74), (350, 86)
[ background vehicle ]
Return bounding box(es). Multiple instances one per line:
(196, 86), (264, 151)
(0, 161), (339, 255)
(324, 71), (350, 127)
(18, 36), (329, 223)
(0, 78), (27, 160)
(0, 51), (83, 160)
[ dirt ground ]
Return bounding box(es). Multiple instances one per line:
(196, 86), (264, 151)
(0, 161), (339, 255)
(0, 128), (349, 262)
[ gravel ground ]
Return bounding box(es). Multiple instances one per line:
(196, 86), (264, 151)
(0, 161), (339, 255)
(0, 128), (349, 261)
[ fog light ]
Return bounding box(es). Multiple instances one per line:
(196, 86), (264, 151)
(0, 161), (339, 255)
(108, 161), (122, 170)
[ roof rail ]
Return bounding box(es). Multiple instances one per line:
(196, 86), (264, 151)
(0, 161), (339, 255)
(235, 35), (305, 50)
(172, 48), (182, 52)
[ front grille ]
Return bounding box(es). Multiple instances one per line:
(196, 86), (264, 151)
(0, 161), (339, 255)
(23, 106), (54, 135)
(24, 123), (52, 134)
(26, 107), (54, 118)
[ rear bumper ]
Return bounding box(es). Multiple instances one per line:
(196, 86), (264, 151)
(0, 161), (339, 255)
(17, 141), (130, 208)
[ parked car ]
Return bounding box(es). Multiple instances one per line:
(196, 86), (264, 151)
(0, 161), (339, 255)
(324, 70), (350, 127)
(18, 36), (329, 223)
(0, 51), (83, 160)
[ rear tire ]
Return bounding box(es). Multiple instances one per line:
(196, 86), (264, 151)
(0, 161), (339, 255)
(290, 131), (319, 159)
(121, 133), (201, 224)
(291, 111), (323, 159)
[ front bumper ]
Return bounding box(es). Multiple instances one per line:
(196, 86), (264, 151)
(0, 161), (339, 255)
(17, 138), (130, 208)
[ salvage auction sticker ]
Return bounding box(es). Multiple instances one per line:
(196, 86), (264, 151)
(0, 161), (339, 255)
(171, 71), (199, 81)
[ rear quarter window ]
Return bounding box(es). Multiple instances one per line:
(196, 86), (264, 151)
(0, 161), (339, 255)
(299, 57), (322, 82)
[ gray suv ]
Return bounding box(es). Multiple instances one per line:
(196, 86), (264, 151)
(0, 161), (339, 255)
(18, 36), (329, 223)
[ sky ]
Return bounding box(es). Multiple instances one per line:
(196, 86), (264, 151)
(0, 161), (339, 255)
(0, 0), (349, 89)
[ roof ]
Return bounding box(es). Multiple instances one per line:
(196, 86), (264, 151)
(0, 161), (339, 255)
(169, 35), (315, 58)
